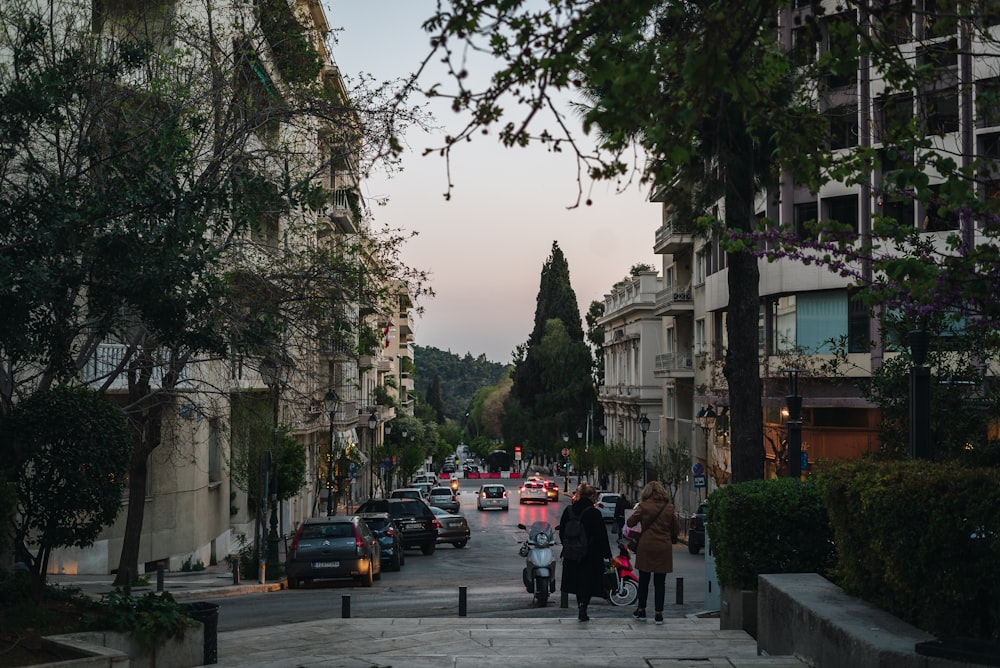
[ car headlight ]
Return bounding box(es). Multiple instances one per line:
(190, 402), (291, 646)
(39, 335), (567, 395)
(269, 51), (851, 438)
(535, 532), (551, 548)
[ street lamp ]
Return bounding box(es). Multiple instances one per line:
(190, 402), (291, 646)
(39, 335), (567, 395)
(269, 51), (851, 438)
(324, 389), (339, 516)
(783, 369), (804, 478)
(562, 433), (570, 492)
(909, 330), (932, 459)
(259, 360), (282, 579)
(367, 410), (378, 498)
(639, 414), (651, 487)
(383, 422), (393, 489)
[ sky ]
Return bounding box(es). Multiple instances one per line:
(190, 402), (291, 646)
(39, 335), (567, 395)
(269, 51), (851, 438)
(324, 1), (659, 365)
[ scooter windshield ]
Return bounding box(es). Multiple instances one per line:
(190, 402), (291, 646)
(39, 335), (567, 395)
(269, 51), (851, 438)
(528, 521), (553, 541)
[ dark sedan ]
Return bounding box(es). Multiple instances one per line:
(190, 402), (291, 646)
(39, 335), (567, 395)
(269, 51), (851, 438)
(286, 516), (381, 588)
(359, 512), (405, 571)
(356, 498), (437, 555)
(429, 505), (471, 548)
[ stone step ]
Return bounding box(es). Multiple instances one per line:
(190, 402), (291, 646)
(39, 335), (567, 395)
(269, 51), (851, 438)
(214, 617), (808, 667)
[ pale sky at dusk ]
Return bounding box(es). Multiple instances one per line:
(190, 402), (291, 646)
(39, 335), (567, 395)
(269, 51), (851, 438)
(324, 1), (659, 365)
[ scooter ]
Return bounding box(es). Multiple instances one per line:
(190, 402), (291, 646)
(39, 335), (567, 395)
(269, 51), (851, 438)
(517, 521), (557, 607)
(605, 539), (639, 607)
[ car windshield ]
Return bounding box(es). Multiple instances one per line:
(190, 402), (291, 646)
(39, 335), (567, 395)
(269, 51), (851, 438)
(363, 518), (390, 531)
(430, 488), (452, 496)
(387, 500), (427, 519)
(482, 487), (504, 498)
(299, 522), (353, 539)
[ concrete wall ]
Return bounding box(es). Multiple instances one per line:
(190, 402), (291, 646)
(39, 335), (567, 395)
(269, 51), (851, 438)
(757, 573), (983, 668)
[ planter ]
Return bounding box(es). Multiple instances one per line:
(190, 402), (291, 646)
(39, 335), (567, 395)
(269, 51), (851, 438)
(44, 627), (204, 668)
(720, 585), (757, 638)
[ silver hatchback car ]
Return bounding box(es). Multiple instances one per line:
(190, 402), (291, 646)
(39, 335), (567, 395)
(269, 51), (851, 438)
(427, 486), (460, 513)
(476, 483), (509, 511)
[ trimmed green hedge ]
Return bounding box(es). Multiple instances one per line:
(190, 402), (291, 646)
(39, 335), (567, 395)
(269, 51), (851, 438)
(709, 477), (835, 591)
(818, 460), (1000, 640)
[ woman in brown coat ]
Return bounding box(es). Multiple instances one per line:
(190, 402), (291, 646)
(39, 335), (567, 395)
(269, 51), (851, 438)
(625, 480), (680, 624)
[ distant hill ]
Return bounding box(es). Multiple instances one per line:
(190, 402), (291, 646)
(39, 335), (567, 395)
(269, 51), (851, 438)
(412, 345), (509, 421)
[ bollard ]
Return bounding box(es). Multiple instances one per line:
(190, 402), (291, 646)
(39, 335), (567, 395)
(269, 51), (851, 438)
(458, 586), (467, 617)
(231, 557), (240, 585)
(342, 594), (351, 618)
(676, 577), (684, 605)
(156, 564), (165, 592)
(560, 590), (568, 608)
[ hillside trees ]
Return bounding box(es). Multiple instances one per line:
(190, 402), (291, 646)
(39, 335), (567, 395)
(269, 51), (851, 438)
(0, 0), (427, 584)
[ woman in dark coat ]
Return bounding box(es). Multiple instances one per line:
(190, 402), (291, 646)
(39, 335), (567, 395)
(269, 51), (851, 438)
(625, 480), (681, 624)
(558, 482), (611, 622)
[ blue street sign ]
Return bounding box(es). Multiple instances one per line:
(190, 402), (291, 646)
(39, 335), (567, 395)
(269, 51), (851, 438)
(692, 462), (705, 476)
(693, 475), (707, 488)
(801, 452), (809, 470)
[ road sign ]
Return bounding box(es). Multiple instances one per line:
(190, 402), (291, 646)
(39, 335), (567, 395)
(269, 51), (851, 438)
(692, 462), (705, 476)
(801, 452), (809, 470)
(693, 475), (707, 488)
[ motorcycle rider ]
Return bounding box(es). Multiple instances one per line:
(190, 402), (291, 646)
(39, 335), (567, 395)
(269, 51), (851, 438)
(557, 482), (611, 622)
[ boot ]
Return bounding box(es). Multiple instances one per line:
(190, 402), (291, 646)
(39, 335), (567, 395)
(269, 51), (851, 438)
(578, 605), (589, 622)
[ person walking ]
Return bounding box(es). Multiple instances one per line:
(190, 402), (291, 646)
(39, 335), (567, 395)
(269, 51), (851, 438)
(613, 492), (630, 537)
(558, 482), (611, 622)
(625, 480), (680, 625)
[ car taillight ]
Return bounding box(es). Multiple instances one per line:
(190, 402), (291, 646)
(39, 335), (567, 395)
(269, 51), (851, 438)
(353, 526), (365, 555)
(289, 524), (305, 554)
(690, 517), (700, 530)
(432, 518), (442, 529)
(503, 490), (508, 498)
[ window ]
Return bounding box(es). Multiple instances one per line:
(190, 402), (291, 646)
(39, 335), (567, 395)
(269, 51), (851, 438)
(665, 326), (675, 354)
(823, 14), (858, 89)
(917, 37), (958, 72)
(694, 248), (706, 285)
(875, 0), (913, 45)
(209, 418), (222, 484)
(848, 292), (871, 353)
(825, 194), (859, 232)
(976, 78), (1000, 129)
(794, 201), (819, 239)
(797, 292), (848, 353)
(875, 93), (913, 143)
(791, 25), (817, 67)
(774, 296), (797, 353)
(665, 387), (676, 420)
(923, 184), (961, 231)
(924, 85), (961, 134)
(825, 103), (858, 150)
(695, 319), (706, 355)
(921, 0), (959, 38)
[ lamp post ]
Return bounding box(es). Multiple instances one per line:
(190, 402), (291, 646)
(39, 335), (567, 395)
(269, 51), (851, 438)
(367, 410), (378, 498)
(562, 433), (570, 492)
(909, 330), (932, 459)
(639, 414), (651, 487)
(783, 369), (805, 478)
(260, 360), (282, 573)
(324, 389), (339, 516)
(383, 422), (392, 490)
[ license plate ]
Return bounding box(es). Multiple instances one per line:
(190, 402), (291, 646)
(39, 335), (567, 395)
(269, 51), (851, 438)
(406, 522), (422, 529)
(449, 521), (462, 527)
(313, 561), (339, 568)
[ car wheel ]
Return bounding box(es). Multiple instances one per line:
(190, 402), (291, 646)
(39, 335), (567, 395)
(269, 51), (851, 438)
(359, 562), (374, 587)
(504, 506), (509, 512)
(399, 548), (405, 567)
(390, 550), (402, 571)
(421, 541), (436, 555)
(287, 577), (299, 589)
(453, 540), (467, 549)
(374, 559), (382, 581)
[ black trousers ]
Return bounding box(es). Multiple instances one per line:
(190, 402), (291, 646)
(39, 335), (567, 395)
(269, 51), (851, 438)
(637, 571), (666, 611)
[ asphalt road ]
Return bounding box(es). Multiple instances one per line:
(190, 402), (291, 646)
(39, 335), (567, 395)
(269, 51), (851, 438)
(214, 479), (709, 631)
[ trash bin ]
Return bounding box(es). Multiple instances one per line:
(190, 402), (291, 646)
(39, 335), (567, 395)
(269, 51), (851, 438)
(182, 601), (219, 664)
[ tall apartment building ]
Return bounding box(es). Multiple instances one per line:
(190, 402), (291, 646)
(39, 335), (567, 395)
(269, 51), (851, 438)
(36, 0), (397, 575)
(602, 1), (999, 515)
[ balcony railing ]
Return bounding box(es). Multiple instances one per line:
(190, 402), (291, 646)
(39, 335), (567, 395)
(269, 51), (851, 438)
(83, 343), (188, 390)
(655, 352), (694, 373)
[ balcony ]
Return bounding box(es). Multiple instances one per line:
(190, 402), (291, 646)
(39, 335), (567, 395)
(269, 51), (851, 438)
(83, 343), (189, 391)
(654, 218), (694, 255)
(654, 352), (695, 378)
(330, 188), (361, 233)
(654, 287), (694, 317)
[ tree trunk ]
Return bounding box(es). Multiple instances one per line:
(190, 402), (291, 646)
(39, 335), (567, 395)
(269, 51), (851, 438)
(723, 122), (765, 483)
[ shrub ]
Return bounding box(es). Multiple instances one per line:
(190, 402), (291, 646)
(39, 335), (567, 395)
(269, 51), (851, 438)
(94, 588), (196, 650)
(817, 460), (1000, 640)
(709, 477), (835, 591)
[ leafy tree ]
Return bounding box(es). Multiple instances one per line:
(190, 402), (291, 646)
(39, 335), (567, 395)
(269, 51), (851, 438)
(585, 300), (606, 387)
(651, 443), (693, 503)
(412, 345), (508, 420)
(4, 386), (130, 597)
(426, 374), (445, 423)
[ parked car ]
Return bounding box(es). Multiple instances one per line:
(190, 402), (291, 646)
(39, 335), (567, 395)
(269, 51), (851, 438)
(356, 498), (438, 555)
(390, 487), (429, 502)
(688, 501), (708, 555)
(359, 512), (405, 571)
(595, 492), (625, 522)
(429, 505), (471, 548)
(543, 480), (561, 502)
(476, 483), (509, 511)
(427, 486), (461, 513)
(519, 480), (548, 504)
(286, 516), (381, 588)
